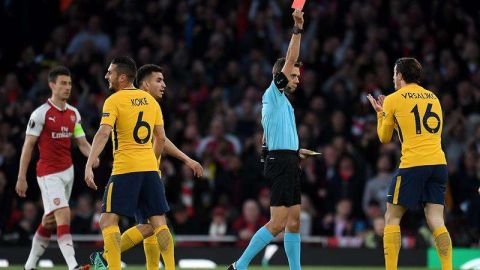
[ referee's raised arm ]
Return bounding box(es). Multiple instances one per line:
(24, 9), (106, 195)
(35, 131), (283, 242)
(281, 10), (304, 79)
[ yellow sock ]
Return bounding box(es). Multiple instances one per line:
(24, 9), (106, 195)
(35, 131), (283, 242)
(144, 235), (161, 270)
(155, 225), (175, 270)
(383, 225), (401, 270)
(433, 226), (452, 270)
(121, 226), (145, 253)
(102, 225), (121, 270)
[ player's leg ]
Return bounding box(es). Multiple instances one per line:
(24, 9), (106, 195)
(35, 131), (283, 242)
(98, 173), (142, 270)
(383, 203), (407, 270)
(232, 206), (288, 270)
(101, 223), (154, 263)
(425, 203), (452, 270)
(384, 167), (427, 270)
(99, 213), (121, 270)
(283, 161), (302, 270)
(143, 172), (174, 270)
(24, 213), (55, 270)
(423, 165), (451, 270)
(284, 205), (301, 270)
(54, 207), (80, 270)
(148, 215), (174, 270)
(231, 153), (291, 270)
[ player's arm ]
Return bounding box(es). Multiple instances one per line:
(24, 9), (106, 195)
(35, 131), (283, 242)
(368, 94), (395, 143)
(153, 125), (166, 160)
(84, 124), (112, 190)
(16, 135), (38, 197)
(73, 122), (100, 168)
(164, 137), (203, 177)
(278, 10), (304, 84)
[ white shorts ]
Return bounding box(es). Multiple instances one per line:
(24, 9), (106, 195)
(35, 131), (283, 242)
(37, 165), (74, 215)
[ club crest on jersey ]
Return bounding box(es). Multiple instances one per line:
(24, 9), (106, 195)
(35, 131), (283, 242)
(53, 198), (60, 205)
(70, 115), (76, 123)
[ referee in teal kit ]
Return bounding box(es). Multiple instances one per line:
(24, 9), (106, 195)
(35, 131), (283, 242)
(228, 9), (316, 270)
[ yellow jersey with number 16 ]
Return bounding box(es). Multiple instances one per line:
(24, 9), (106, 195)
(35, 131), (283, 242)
(100, 89), (163, 175)
(377, 84), (447, 168)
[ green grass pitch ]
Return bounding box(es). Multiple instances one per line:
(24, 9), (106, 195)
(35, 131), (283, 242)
(8, 266), (440, 270)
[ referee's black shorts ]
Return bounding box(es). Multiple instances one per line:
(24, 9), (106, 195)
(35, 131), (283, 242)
(263, 150), (301, 207)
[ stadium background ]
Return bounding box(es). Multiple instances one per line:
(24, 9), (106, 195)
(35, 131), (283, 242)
(0, 0), (479, 268)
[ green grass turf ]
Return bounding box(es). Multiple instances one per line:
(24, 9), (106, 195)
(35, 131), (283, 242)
(8, 266), (440, 270)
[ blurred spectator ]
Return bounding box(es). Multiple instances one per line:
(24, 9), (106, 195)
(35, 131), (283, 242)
(208, 207), (228, 238)
(232, 200), (268, 247)
(362, 154), (393, 213)
(71, 193), (94, 234)
(363, 217), (385, 249)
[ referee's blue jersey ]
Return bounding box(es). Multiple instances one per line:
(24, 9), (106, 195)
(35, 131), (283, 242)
(261, 80), (299, 151)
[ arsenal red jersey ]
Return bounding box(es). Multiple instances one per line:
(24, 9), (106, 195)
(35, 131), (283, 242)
(26, 100), (84, 177)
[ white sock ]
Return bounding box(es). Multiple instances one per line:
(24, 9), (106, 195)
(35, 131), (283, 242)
(57, 225), (78, 270)
(25, 233), (50, 269)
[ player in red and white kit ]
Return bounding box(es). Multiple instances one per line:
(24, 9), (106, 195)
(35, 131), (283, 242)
(15, 66), (98, 270)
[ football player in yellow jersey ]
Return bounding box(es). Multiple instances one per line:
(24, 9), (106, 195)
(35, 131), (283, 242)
(84, 56), (170, 270)
(367, 57), (452, 270)
(107, 64), (203, 270)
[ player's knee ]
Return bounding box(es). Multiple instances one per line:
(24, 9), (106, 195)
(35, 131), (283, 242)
(137, 224), (154, 238)
(267, 220), (286, 235)
(42, 214), (56, 229)
(53, 207), (71, 225)
(384, 211), (401, 225)
(426, 215), (444, 230)
(286, 219), (301, 232)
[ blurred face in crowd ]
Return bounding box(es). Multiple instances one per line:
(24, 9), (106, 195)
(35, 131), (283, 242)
(143, 72), (166, 99)
(49, 75), (72, 101)
(284, 66), (301, 94)
(105, 64), (124, 92)
(243, 200), (260, 224)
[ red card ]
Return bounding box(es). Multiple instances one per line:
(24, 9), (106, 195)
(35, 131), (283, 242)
(291, 0), (306, 10)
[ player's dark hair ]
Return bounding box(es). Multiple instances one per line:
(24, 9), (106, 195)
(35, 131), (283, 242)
(272, 57), (303, 75)
(136, 64), (163, 86)
(48, 66), (71, 83)
(111, 56), (137, 82)
(394, 57), (422, 84)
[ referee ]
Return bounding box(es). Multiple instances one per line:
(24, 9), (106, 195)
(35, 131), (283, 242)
(229, 9), (315, 270)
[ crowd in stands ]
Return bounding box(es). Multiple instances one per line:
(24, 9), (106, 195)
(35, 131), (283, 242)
(0, 0), (479, 247)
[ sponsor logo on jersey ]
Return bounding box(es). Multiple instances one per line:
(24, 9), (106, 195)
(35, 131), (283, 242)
(52, 126), (72, 139)
(48, 116), (56, 122)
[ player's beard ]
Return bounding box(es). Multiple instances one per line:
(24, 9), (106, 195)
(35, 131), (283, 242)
(109, 81), (118, 92)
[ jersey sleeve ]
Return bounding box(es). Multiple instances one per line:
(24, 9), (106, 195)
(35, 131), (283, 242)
(155, 102), (164, 126)
(26, 109), (45, 136)
(100, 96), (118, 127)
(376, 95), (395, 143)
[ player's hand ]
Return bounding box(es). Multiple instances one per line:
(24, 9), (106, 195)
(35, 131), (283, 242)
(367, 94), (385, 113)
(16, 176), (28, 197)
(186, 159), (203, 178)
(92, 158), (100, 168)
(299, 148), (321, 159)
(478, 187), (480, 194)
(293, 9), (304, 28)
(84, 166), (97, 190)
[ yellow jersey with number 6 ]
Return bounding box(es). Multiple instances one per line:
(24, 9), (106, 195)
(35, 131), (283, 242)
(101, 89), (163, 175)
(377, 84), (446, 168)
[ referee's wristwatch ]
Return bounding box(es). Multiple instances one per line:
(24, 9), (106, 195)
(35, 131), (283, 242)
(293, 26), (304, 35)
